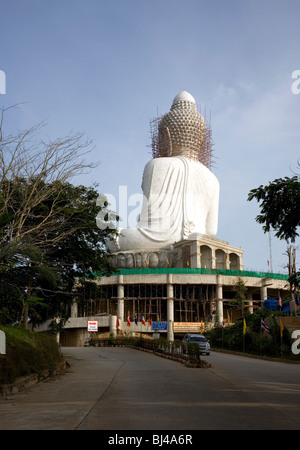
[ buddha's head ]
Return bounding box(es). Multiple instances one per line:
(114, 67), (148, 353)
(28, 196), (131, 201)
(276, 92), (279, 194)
(154, 91), (212, 168)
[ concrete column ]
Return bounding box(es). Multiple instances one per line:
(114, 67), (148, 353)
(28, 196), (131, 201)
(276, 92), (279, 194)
(211, 249), (216, 269)
(238, 255), (244, 271)
(216, 276), (223, 324)
(261, 284), (268, 304)
(117, 275), (124, 323)
(247, 292), (253, 314)
(167, 274), (174, 341)
(71, 279), (79, 318)
(71, 300), (78, 318)
(190, 241), (200, 267)
(117, 286), (124, 322)
(248, 300), (254, 314)
(216, 300), (223, 324)
(109, 315), (117, 336)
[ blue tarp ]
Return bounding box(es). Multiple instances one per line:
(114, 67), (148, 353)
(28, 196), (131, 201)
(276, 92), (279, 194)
(263, 298), (278, 310)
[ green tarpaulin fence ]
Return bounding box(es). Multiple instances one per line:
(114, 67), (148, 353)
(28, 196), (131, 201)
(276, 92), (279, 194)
(107, 267), (288, 280)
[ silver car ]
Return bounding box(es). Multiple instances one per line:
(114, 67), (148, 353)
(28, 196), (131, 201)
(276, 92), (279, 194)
(182, 333), (211, 355)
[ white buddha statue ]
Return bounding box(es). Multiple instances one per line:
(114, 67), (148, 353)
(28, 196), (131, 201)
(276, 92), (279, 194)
(111, 91), (219, 252)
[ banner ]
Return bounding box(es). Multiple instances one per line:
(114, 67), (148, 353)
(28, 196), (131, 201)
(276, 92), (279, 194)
(173, 322), (203, 333)
(151, 321), (168, 331)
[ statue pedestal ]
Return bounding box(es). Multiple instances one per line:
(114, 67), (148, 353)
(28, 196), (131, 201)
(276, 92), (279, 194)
(111, 233), (244, 271)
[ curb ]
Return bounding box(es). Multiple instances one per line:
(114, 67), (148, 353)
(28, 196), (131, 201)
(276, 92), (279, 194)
(0, 345), (209, 398)
(0, 361), (69, 398)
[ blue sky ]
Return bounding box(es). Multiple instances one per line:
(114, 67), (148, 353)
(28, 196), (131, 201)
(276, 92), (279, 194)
(1, 0), (300, 273)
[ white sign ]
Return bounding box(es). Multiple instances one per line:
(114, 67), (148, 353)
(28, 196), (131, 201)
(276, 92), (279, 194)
(87, 321), (98, 332)
(0, 330), (6, 354)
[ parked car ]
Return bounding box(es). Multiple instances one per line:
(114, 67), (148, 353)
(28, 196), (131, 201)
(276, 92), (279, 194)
(182, 333), (211, 355)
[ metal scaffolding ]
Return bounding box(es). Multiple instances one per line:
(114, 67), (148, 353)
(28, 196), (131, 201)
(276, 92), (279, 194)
(149, 103), (215, 170)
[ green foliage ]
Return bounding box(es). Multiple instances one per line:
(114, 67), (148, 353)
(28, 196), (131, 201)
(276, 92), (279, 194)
(0, 326), (63, 384)
(0, 180), (118, 326)
(206, 309), (299, 360)
(248, 175), (300, 242)
(288, 270), (300, 289)
(186, 343), (202, 362)
(0, 117), (118, 327)
(0, 283), (23, 324)
(229, 278), (247, 316)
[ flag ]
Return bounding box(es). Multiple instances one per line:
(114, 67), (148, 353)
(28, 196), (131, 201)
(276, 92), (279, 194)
(134, 313), (138, 326)
(278, 292), (282, 307)
(157, 315), (160, 326)
(167, 258), (169, 265)
(280, 319), (284, 337)
(186, 260), (189, 267)
(243, 318), (247, 335)
(141, 314), (146, 325)
(295, 291), (299, 306)
(227, 311), (231, 327)
(116, 315), (120, 330)
(201, 321), (205, 332)
(222, 321), (226, 328)
(127, 313), (130, 327)
(148, 316), (152, 326)
(261, 319), (270, 334)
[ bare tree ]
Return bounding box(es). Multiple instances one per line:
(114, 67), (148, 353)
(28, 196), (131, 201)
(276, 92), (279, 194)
(0, 105), (98, 252)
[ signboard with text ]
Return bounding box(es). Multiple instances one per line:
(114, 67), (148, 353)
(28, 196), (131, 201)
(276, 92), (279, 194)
(87, 321), (98, 332)
(151, 321), (168, 331)
(173, 322), (203, 333)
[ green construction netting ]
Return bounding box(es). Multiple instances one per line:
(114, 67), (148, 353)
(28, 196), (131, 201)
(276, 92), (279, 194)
(104, 267), (288, 280)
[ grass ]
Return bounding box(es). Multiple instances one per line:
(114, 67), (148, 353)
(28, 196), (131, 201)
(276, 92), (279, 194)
(0, 325), (64, 385)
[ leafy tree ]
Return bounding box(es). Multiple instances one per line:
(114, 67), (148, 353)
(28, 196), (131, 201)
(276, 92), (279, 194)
(0, 282), (23, 324)
(248, 176), (300, 242)
(29, 181), (118, 326)
(0, 180), (118, 327)
(229, 278), (247, 317)
(0, 108), (119, 326)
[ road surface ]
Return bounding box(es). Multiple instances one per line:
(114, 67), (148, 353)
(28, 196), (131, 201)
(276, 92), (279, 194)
(0, 346), (299, 431)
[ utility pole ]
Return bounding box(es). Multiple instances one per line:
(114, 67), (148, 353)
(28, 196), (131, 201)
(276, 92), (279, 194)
(286, 245), (296, 277)
(268, 232), (273, 272)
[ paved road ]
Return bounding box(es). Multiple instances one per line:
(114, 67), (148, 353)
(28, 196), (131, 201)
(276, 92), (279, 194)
(0, 347), (299, 431)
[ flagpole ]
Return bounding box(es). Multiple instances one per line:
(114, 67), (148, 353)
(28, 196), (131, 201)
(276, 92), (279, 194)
(227, 311), (231, 350)
(280, 324), (282, 358)
(243, 318), (246, 353)
(222, 325), (224, 349)
(280, 318), (283, 358)
(260, 319), (262, 356)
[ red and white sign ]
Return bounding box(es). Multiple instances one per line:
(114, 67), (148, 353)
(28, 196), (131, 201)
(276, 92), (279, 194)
(87, 320), (98, 332)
